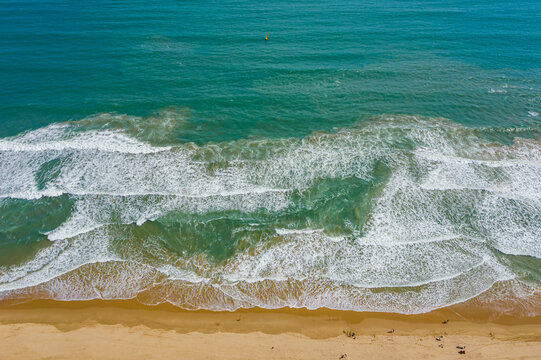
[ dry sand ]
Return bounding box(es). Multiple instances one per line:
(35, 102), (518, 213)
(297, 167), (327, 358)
(0, 299), (540, 360)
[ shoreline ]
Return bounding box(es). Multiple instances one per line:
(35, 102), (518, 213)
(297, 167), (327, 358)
(1, 299), (540, 359)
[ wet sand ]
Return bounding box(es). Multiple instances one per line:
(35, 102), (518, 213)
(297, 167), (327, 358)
(0, 299), (540, 360)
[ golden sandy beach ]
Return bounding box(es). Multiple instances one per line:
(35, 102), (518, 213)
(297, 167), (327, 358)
(0, 299), (540, 360)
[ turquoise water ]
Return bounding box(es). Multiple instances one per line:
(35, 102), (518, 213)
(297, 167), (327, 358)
(0, 0), (540, 313)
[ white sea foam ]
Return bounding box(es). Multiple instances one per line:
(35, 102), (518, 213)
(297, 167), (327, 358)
(1, 114), (540, 312)
(0, 229), (515, 313)
(0, 227), (118, 292)
(275, 228), (324, 235)
(45, 189), (292, 241)
(0, 126), (169, 154)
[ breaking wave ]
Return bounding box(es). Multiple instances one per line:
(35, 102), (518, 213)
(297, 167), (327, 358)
(0, 113), (540, 314)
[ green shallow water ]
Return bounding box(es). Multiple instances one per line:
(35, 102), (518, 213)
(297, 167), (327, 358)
(0, 0), (540, 313)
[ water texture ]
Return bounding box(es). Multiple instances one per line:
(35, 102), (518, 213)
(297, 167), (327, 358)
(0, 0), (540, 313)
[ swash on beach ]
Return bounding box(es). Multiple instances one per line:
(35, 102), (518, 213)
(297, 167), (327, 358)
(0, 0), (540, 315)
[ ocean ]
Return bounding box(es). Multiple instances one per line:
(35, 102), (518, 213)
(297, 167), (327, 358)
(0, 0), (540, 314)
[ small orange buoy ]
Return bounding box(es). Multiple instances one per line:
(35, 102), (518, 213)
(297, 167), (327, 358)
(264, 35), (268, 41)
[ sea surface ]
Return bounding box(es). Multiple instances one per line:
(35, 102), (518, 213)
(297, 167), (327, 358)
(1, 0), (540, 314)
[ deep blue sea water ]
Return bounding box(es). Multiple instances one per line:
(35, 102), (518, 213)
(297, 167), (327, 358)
(0, 0), (540, 313)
